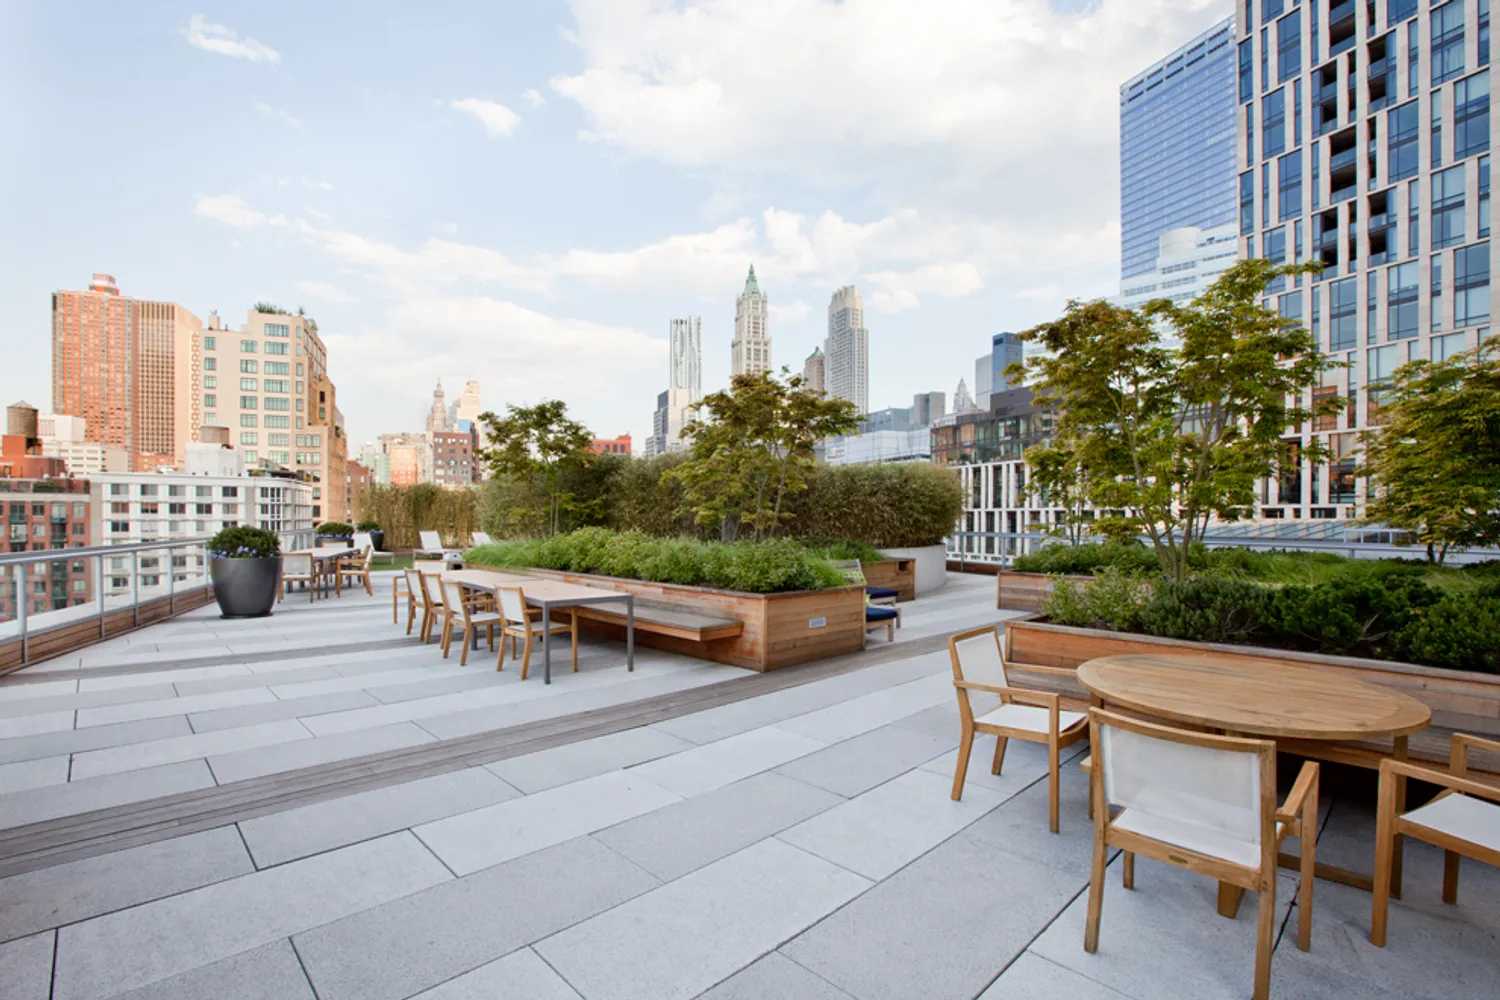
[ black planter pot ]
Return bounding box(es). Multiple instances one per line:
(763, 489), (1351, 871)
(368, 530), (385, 552)
(210, 556), (282, 618)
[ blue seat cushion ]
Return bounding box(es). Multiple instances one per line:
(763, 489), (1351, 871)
(865, 586), (900, 599)
(865, 606), (899, 622)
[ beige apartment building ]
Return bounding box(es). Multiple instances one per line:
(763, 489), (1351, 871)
(200, 308), (350, 523)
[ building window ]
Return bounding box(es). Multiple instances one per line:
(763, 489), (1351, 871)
(1433, 1), (1466, 86)
(1387, 262), (1419, 339)
(204, 335), (216, 350)
(240, 396), (258, 409)
(203, 394), (216, 407)
(240, 378), (258, 391)
(264, 397), (290, 411)
(1408, 20), (1421, 96)
(1432, 253), (1446, 331)
(1239, 38), (1254, 103)
(265, 361), (290, 375)
(240, 433), (258, 446)
(240, 414), (258, 428)
(1432, 165), (1467, 248)
(1329, 277), (1358, 350)
(1455, 71), (1490, 160)
(1388, 101), (1419, 181)
(264, 415), (290, 428)
(204, 357), (216, 371)
(1408, 177), (1421, 256)
(1278, 152), (1302, 221)
(263, 379), (289, 393)
(1240, 171), (1255, 235)
(1455, 242), (1491, 326)
(239, 339), (258, 354)
(1483, 0), (1492, 66)
(265, 323), (290, 337)
(265, 341), (289, 355)
(1390, 0), (1418, 28)
(1262, 88), (1286, 157)
(1482, 156), (1492, 238)
(1277, 9), (1300, 82)
(1433, 331), (1469, 359)
(204, 375), (216, 389)
(204, 412), (217, 425)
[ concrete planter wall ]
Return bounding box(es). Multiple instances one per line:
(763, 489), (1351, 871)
(1001, 616), (1500, 773)
(995, 570), (1093, 612)
(499, 567), (868, 671)
(881, 544), (949, 596)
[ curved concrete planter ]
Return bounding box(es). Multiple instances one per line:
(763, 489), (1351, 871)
(209, 557), (282, 618)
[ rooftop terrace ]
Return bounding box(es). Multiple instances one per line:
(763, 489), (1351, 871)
(0, 572), (1494, 999)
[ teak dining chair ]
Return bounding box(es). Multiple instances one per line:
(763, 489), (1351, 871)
(401, 568), (424, 634)
(339, 547), (374, 596)
(393, 570), (413, 624)
(413, 570), (446, 644)
(1084, 709), (1319, 1000)
(280, 553), (317, 602)
(1371, 732), (1500, 947)
(494, 585), (576, 678)
(948, 624), (1086, 833)
(438, 579), (504, 666)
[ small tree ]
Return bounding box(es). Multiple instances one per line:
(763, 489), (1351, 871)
(671, 369), (860, 541)
(478, 400), (596, 536)
(1011, 259), (1340, 580)
(1023, 437), (1090, 546)
(1358, 343), (1500, 564)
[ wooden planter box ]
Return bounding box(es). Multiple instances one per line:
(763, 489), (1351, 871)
(1001, 616), (1500, 774)
(503, 568), (868, 672)
(995, 570), (1093, 612)
(862, 558), (916, 602)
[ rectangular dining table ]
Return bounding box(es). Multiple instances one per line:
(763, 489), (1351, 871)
(442, 569), (635, 684)
(284, 548), (357, 598)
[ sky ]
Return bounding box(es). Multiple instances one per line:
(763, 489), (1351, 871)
(0, 0), (1230, 449)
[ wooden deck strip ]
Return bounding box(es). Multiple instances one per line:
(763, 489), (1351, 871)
(0, 630), (957, 879)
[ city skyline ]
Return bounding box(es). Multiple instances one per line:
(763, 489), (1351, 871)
(0, 2), (1234, 446)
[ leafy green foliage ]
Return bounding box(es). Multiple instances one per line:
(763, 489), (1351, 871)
(602, 453), (698, 537)
(1136, 577), (1271, 645)
(1265, 576), (1440, 656)
(355, 520), (380, 531)
(1390, 591), (1500, 673)
(788, 462), (964, 547)
(1013, 259), (1339, 581)
(208, 525), (280, 559)
(465, 527), (847, 593)
(798, 539), (888, 564)
(1043, 570), (1151, 632)
(315, 522), (353, 536)
(1014, 542), (1162, 576)
(1022, 437), (1090, 545)
(671, 369), (861, 541)
(1358, 343), (1500, 563)
(477, 400), (597, 536)
(359, 483), (478, 549)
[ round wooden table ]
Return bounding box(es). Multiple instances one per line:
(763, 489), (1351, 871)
(1077, 652), (1432, 900)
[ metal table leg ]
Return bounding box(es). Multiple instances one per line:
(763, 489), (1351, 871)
(542, 603), (552, 685)
(626, 595), (634, 671)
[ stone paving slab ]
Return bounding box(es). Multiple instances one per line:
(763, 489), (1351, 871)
(0, 715), (194, 766)
(186, 689), (379, 734)
(52, 832), (451, 1000)
(237, 766), (520, 868)
(0, 710), (77, 741)
(70, 719), (313, 781)
(410, 947), (584, 999)
(485, 725), (696, 794)
(535, 838), (871, 1000)
(593, 771), (845, 882)
(0, 930), (55, 1000)
(76, 687), (278, 729)
(0, 684), (175, 719)
(976, 953), (1133, 1000)
(626, 725), (827, 798)
(777, 768), (1008, 881)
(413, 769), (683, 875)
(293, 836), (659, 1000)
(205, 720), (435, 784)
(0, 826), (254, 943)
(0, 759), (217, 831)
(100, 939), (316, 1000)
(782, 836), (1084, 1000)
(697, 952), (858, 1000)
(0, 754), (70, 795)
(773, 723), (954, 798)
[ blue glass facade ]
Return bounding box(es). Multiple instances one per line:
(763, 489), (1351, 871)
(1120, 17), (1240, 279)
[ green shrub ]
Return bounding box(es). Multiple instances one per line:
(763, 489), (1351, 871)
(315, 521), (353, 536)
(799, 539), (888, 564)
(1391, 592), (1500, 673)
(208, 525), (280, 559)
(1136, 577), (1271, 645)
(355, 520), (380, 531)
(465, 529), (846, 593)
(787, 463), (963, 547)
(1265, 576), (1440, 657)
(1041, 570), (1151, 632)
(1015, 542), (1160, 576)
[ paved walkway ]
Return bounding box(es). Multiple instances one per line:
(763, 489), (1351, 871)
(0, 573), (1494, 999)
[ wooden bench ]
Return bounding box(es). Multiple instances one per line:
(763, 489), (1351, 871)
(573, 600), (745, 643)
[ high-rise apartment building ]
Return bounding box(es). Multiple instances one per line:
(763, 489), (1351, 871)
(911, 391), (947, 426)
(453, 380), (484, 450)
(1121, 17), (1238, 280)
(973, 354), (993, 410)
(201, 308), (349, 523)
(669, 317), (703, 399)
(51, 274), (203, 470)
(38, 413), (129, 475)
(1116, 223), (1241, 310)
(990, 333), (1025, 393)
(1240, 0), (1494, 519)
(731, 265), (771, 377)
(431, 430), (475, 485)
(647, 388), (696, 456)
(426, 380), (450, 435)
(825, 285), (869, 414)
(803, 347), (826, 393)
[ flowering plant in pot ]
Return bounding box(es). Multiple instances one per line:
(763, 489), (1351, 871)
(208, 525), (282, 618)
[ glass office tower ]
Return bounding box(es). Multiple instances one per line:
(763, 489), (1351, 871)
(1240, 0), (1493, 518)
(1121, 17), (1240, 280)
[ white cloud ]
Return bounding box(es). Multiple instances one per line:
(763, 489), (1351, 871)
(770, 300), (810, 321)
(1014, 282), (1061, 302)
(864, 262), (985, 314)
(296, 280), (360, 305)
(255, 102), (304, 130)
(522, 88), (546, 109)
(184, 14), (281, 63)
(451, 98), (522, 137)
(194, 194), (286, 230)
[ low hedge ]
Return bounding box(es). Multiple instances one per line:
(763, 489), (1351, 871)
(465, 527), (848, 594)
(1044, 573), (1500, 673)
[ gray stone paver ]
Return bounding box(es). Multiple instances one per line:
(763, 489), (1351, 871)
(1, 572), (1494, 1000)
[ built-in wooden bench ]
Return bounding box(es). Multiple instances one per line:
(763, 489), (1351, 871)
(573, 600), (745, 643)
